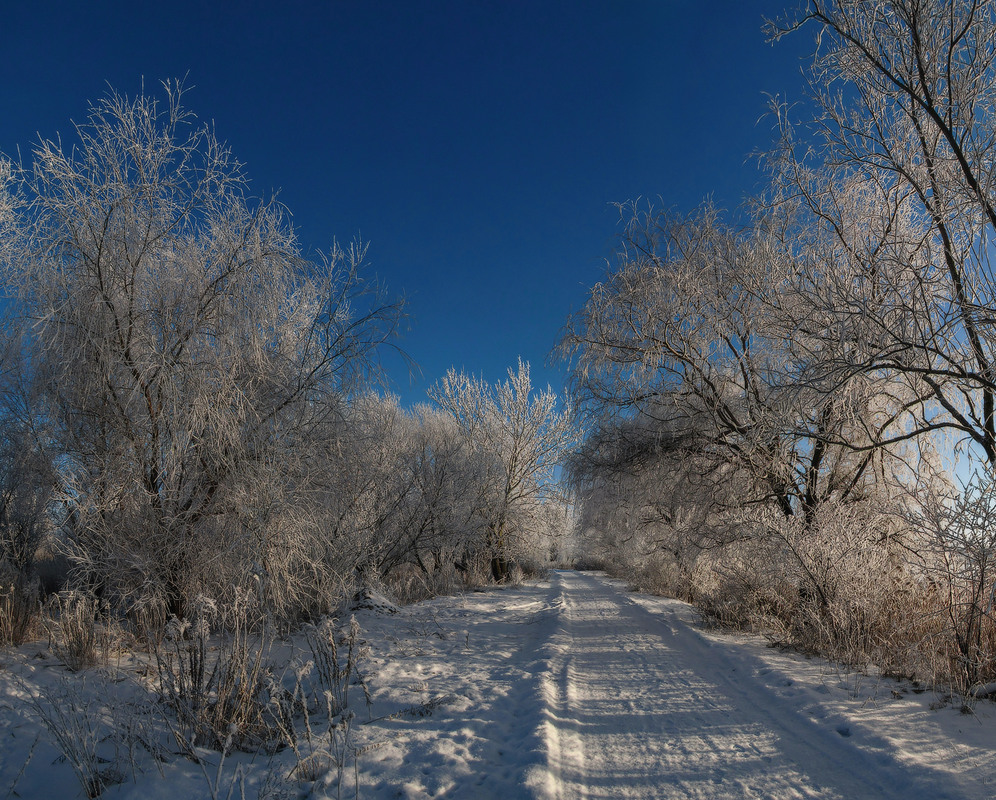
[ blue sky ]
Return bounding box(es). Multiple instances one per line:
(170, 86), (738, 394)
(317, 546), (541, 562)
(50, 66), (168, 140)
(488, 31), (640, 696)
(1, 1), (812, 405)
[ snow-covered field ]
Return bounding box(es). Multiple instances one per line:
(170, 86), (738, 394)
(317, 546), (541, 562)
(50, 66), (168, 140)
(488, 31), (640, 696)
(2, 571), (995, 799)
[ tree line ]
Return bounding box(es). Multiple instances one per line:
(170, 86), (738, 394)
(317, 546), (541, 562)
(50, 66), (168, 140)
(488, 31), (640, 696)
(561, 0), (996, 694)
(0, 83), (575, 637)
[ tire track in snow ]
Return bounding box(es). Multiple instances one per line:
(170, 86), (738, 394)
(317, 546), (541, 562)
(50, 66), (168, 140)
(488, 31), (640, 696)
(531, 570), (965, 800)
(533, 574), (587, 800)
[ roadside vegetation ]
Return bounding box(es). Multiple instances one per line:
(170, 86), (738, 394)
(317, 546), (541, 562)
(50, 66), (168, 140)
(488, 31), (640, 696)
(563, 0), (996, 698)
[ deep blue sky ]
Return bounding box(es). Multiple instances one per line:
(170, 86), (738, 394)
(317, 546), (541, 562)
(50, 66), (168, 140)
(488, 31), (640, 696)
(1, 1), (813, 405)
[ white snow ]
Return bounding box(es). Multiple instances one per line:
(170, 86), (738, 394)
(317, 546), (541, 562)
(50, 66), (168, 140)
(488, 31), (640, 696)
(2, 570), (995, 799)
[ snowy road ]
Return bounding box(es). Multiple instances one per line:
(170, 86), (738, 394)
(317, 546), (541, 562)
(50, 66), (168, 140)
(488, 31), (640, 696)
(528, 571), (963, 799)
(364, 570), (993, 799)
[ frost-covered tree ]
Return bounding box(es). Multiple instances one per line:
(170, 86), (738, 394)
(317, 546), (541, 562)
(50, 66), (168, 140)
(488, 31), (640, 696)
(378, 404), (492, 577)
(770, 0), (996, 468)
(559, 199), (925, 653)
(1, 83), (403, 617)
(309, 393), (428, 582)
(0, 321), (55, 577)
(429, 360), (576, 580)
(562, 204), (893, 533)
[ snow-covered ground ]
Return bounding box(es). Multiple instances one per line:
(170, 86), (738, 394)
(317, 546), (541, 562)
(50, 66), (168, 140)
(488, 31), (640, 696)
(2, 571), (995, 799)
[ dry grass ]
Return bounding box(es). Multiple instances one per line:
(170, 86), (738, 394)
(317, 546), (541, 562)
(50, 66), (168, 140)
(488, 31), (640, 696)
(43, 591), (105, 672)
(0, 569), (39, 646)
(154, 591), (273, 753)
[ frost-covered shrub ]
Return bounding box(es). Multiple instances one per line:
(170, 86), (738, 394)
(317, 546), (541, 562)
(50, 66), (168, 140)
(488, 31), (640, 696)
(624, 552), (696, 602)
(154, 591), (273, 752)
(691, 535), (794, 631)
(905, 473), (996, 693)
(601, 494), (966, 688)
(382, 562), (465, 605)
(30, 677), (124, 798)
(44, 590), (103, 671)
(306, 616), (371, 719)
(266, 615), (374, 796)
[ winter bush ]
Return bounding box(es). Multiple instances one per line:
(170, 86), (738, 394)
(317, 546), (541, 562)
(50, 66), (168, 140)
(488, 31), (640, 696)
(381, 562), (465, 606)
(43, 590), (104, 672)
(29, 677), (125, 798)
(907, 472), (996, 693)
(154, 591), (273, 753)
(260, 614), (375, 797)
